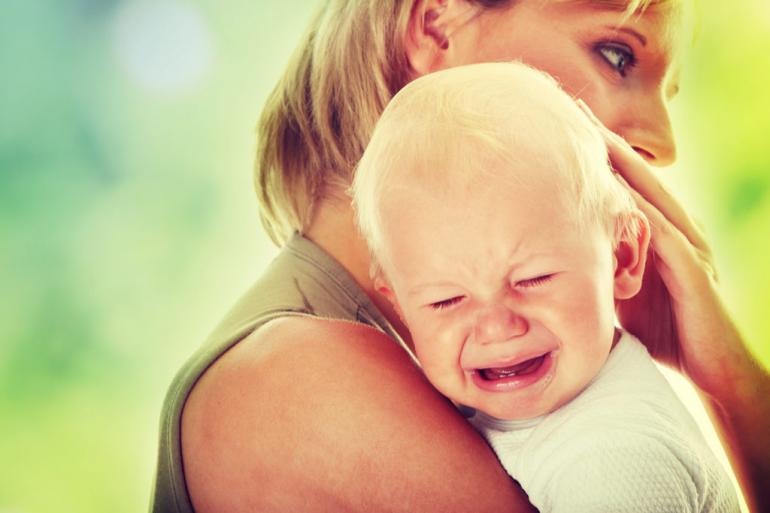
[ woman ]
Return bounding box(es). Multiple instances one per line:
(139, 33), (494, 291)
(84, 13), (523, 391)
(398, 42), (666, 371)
(151, 1), (770, 511)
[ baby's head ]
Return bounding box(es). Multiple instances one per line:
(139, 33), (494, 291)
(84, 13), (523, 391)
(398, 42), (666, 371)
(352, 62), (650, 420)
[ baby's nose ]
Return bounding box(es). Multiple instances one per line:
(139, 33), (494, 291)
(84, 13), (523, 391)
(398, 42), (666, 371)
(473, 304), (528, 345)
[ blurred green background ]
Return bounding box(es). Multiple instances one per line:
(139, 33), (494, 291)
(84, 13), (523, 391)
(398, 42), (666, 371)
(0, 1), (767, 512)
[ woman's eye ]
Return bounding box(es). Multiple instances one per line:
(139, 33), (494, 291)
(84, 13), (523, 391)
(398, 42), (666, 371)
(429, 296), (464, 310)
(595, 42), (636, 77)
(516, 274), (554, 288)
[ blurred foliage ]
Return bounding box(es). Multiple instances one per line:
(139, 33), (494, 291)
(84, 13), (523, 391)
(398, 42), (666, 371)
(0, 0), (768, 512)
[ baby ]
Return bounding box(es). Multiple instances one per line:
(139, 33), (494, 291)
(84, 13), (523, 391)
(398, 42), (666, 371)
(352, 62), (739, 512)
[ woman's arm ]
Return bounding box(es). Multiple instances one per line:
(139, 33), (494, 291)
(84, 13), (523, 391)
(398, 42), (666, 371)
(579, 100), (770, 512)
(181, 316), (536, 513)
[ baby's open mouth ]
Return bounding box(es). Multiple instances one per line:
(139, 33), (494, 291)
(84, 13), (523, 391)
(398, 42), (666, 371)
(478, 353), (549, 381)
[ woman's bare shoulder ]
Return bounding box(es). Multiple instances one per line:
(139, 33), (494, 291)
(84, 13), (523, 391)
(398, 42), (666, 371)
(181, 316), (534, 513)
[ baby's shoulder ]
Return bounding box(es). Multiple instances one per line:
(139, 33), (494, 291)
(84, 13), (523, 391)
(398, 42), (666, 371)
(549, 430), (695, 511)
(526, 422), (738, 513)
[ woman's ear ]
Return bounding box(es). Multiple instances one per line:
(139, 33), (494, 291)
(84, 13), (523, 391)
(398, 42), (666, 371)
(373, 272), (405, 321)
(405, 0), (481, 76)
(613, 211), (652, 300)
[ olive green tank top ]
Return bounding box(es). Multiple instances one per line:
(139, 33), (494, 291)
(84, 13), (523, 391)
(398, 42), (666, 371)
(149, 233), (408, 513)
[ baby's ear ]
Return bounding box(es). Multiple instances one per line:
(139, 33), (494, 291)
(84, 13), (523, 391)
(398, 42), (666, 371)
(373, 270), (405, 320)
(613, 211), (651, 300)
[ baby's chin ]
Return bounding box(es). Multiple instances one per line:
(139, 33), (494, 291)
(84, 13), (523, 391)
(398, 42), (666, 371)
(476, 400), (554, 422)
(471, 383), (586, 421)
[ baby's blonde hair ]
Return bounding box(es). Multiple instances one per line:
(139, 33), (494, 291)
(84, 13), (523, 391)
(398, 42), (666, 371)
(352, 62), (639, 264)
(255, 0), (670, 246)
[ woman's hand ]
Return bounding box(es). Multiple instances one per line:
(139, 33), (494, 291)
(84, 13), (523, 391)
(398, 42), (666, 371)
(578, 99), (770, 512)
(577, 100), (755, 396)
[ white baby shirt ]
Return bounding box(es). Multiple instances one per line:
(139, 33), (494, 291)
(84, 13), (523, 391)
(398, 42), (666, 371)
(468, 331), (739, 512)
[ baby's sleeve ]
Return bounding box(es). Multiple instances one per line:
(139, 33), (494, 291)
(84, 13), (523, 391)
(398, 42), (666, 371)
(541, 431), (700, 513)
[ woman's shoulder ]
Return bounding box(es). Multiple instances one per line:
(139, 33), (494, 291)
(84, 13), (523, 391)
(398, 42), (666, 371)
(194, 315), (414, 384)
(181, 316), (428, 453)
(190, 315), (415, 397)
(181, 316), (533, 512)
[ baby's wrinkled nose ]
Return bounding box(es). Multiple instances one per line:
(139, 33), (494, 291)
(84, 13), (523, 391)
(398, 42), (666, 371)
(473, 303), (528, 345)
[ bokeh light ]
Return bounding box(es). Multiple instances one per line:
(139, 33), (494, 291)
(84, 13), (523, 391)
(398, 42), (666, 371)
(112, 1), (213, 93)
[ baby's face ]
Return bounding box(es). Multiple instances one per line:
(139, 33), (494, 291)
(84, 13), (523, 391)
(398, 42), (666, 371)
(378, 164), (620, 421)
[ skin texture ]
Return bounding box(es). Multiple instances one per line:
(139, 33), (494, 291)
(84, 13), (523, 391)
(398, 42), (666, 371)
(182, 0), (770, 511)
(183, 318), (536, 512)
(376, 163), (648, 421)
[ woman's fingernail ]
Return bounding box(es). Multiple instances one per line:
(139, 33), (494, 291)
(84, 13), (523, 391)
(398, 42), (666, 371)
(576, 99), (590, 114)
(616, 173), (631, 188)
(576, 99), (598, 122)
(613, 131), (633, 148)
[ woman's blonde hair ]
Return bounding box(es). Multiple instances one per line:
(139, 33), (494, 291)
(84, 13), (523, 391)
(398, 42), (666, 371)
(255, 0), (669, 246)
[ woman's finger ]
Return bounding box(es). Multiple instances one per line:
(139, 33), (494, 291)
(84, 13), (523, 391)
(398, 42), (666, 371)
(576, 100), (712, 257)
(606, 133), (710, 252)
(617, 174), (716, 289)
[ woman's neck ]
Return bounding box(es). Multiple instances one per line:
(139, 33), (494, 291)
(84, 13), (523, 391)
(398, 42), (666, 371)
(303, 196), (414, 351)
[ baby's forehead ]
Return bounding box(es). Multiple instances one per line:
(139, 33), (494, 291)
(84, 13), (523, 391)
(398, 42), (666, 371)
(389, 130), (583, 199)
(378, 182), (599, 286)
(372, 62), (605, 198)
(353, 62), (621, 269)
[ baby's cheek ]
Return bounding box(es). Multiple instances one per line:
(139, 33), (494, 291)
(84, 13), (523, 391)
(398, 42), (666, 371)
(530, 286), (586, 330)
(418, 342), (465, 392)
(560, 277), (611, 329)
(412, 333), (447, 365)
(411, 318), (468, 387)
(417, 339), (458, 376)
(420, 360), (465, 402)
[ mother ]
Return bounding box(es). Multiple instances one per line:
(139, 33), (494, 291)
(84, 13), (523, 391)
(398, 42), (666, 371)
(151, 0), (770, 511)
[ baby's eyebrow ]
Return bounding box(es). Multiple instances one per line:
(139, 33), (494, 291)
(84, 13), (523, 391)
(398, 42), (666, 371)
(407, 282), (460, 297)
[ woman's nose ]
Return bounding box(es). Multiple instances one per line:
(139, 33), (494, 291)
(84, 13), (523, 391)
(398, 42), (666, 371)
(473, 304), (528, 345)
(620, 94), (677, 167)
